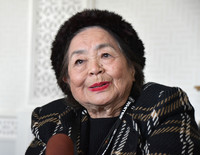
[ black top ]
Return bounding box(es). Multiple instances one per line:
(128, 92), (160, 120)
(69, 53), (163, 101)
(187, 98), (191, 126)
(88, 117), (118, 155)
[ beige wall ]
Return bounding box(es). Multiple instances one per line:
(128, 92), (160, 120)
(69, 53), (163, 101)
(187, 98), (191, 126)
(0, 0), (30, 154)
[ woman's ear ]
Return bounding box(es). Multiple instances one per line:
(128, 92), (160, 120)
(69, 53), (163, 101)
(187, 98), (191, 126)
(62, 76), (70, 84)
(130, 65), (136, 82)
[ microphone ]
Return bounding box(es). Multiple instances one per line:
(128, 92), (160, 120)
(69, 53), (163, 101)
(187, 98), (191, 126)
(46, 134), (74, 155)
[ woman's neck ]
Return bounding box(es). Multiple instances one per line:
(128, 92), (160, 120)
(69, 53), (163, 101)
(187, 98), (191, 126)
(87, 105), (122, 118)
(84, 97), (128, 118)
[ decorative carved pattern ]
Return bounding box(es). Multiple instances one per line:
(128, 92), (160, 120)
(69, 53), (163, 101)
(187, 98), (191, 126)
(32, 0), (83, 99)
(0, 117), (17, 138)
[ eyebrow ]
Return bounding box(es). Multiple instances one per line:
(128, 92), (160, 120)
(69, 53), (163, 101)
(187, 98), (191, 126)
(95, 43), (116, 51)
(69, 50), (85, 59)
(69, 43), (116, 59)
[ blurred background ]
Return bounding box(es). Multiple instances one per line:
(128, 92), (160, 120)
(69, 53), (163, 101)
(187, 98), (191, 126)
(0, 0), (200, 154)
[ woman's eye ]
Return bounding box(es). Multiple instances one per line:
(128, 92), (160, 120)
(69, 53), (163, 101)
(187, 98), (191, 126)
(75, 59), (84, 65)
(102, 53), (111, 58)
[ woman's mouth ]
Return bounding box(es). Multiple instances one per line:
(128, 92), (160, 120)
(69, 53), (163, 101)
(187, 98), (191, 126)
(89, 82), (110, 92)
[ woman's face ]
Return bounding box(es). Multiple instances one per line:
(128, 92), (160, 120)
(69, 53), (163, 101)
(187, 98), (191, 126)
(66, 27), (135, 110)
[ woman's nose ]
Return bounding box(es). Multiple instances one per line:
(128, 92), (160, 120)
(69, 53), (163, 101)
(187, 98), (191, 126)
(89, 60), (104, 76)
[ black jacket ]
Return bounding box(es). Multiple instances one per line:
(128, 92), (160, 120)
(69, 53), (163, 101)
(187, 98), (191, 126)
(26, 82), (200, 155)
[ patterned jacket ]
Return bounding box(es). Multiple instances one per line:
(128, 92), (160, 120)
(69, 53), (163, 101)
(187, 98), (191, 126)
(25, 82), (200, 155)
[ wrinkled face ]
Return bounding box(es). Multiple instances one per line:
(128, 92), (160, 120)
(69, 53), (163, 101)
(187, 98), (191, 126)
(65, 27), (135, 109)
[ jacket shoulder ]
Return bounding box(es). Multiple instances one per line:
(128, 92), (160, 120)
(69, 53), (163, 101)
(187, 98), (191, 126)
(34, 98), (67, 116)
(142, 82), (178, 95)
(133, 83), (200, 154)
(30, 98), (76, 143)
(135, 82), (183, 107)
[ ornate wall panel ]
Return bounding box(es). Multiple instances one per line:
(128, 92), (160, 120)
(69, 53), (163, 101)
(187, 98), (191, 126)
(32, 0), (84, 100)
(0, 117), (17, 138)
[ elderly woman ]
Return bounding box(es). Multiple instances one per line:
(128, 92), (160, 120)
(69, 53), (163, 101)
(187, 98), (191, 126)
(26, 9), (200, 155)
